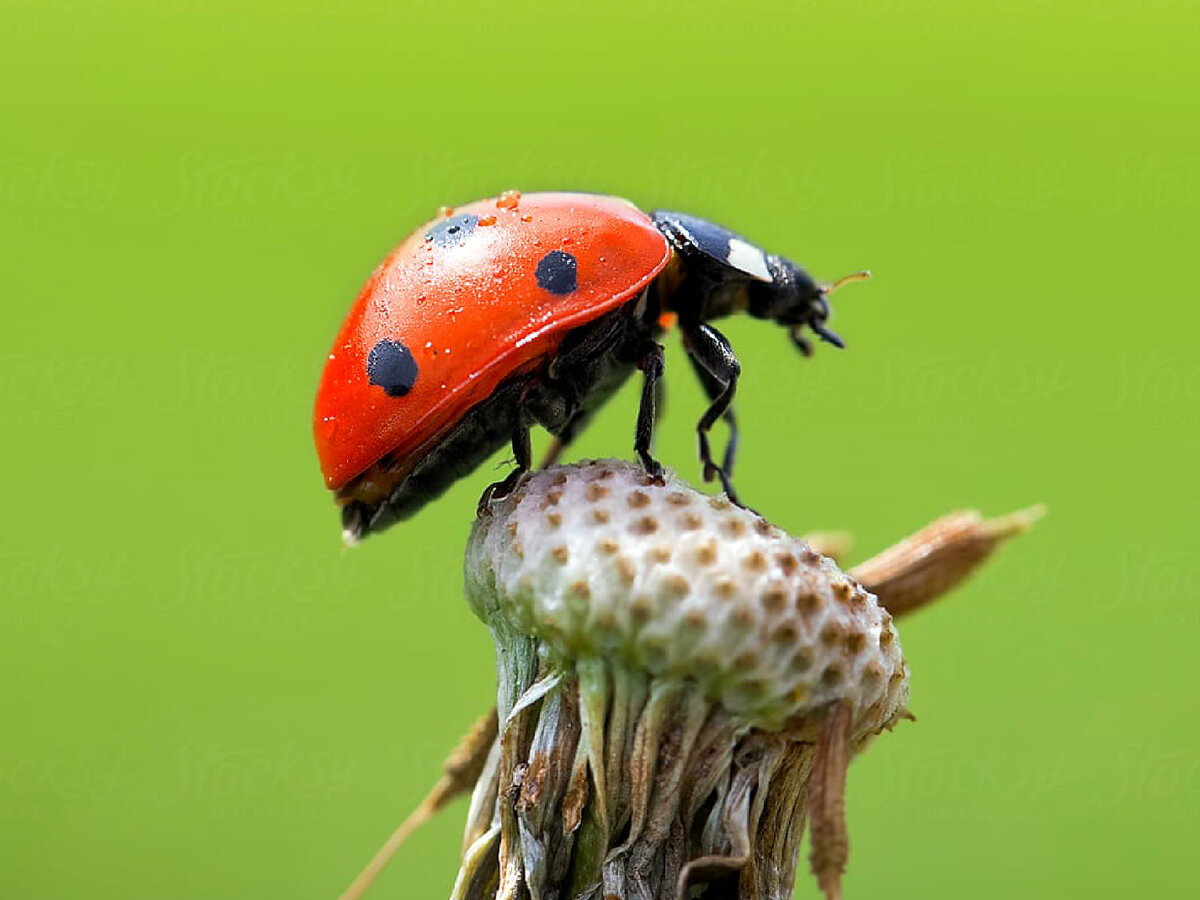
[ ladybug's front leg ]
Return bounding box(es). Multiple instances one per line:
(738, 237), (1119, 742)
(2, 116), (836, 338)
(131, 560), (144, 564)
(634, 343), (667, 482)
(680, 323), (742, 504)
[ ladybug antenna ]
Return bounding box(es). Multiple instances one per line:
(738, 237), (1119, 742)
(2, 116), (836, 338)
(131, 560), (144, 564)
(823, 269), (872, 296)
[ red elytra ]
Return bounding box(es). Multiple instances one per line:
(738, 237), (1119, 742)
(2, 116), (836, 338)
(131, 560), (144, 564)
(314, 192), (670, 495)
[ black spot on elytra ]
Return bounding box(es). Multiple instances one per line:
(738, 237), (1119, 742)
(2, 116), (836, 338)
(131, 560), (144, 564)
(535, 250), (578, 295)
(425, 213), (479, 248)
(367, 339), (418, 397)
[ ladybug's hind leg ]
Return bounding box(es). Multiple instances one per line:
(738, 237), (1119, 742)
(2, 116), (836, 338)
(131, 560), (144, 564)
(680, 323), (742, 504)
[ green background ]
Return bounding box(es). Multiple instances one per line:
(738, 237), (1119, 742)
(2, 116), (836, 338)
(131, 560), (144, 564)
(2, 0), (1196, 897)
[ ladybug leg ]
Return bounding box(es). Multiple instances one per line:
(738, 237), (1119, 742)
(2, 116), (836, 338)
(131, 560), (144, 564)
(684, 345), (739, 478)
(680, 323), (742, 503)
(541, 310), (650, 469)
(634, 343), (667, 482)
(653, 363), (668, 426)
(476, 400), (533, 515)
(790, 329), (814, 358)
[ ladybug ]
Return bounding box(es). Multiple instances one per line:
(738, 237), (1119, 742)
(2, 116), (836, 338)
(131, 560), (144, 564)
(314, 191), (868, 541)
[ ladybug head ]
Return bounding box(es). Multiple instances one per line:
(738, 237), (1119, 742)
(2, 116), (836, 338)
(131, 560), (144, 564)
(754, 264), (871, 357)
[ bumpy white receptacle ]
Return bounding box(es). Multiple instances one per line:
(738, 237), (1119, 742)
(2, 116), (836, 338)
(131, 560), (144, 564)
(466, 460), (908, 735)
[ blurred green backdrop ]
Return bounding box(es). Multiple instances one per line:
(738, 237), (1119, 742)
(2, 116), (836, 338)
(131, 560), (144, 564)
(2, 0), (1197, 897)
